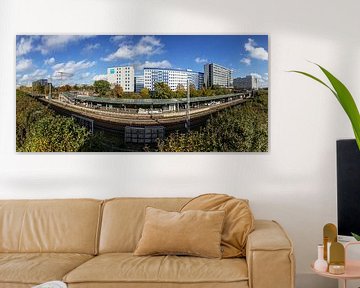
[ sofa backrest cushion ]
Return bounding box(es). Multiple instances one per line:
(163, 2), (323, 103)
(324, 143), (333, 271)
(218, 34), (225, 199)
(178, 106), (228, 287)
(0, 199), (102, 254)
(181, 194), (254, 258)
(99, 198), (189, 253)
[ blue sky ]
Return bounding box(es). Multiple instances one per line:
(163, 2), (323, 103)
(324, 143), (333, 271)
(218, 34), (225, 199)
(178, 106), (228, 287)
(16, 35), (268, 87)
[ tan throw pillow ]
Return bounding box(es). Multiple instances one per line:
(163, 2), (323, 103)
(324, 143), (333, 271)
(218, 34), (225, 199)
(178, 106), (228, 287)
(134, 207), (225, 258)
(181, 194), (254, 258)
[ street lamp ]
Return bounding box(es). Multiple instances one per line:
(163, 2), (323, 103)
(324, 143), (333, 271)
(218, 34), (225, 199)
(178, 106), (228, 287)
(185, 80), (190, 132)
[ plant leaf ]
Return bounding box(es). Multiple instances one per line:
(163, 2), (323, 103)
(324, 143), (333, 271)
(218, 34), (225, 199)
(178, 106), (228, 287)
(289, 65), (360, 150)
(315, 64), (360, 150)
(289, 70), (338, 99)
(351, 232), (360, 241)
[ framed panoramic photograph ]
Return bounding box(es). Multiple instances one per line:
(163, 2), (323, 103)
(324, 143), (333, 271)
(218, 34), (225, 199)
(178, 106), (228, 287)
(16, 35), (269, 152)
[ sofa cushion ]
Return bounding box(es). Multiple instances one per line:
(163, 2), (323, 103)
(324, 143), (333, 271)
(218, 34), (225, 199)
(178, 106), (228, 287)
(181, 194), (254, 258)
(63, 253), (248, 285)
(99, 198), (190, 253)
(134, 207), (225, 258)
(0, 199), (103, 254)
(0, 253), (93, 285)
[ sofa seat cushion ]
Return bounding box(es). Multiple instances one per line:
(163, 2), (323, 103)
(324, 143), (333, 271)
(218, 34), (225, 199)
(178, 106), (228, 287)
(64, 253), (248, 285)
(0, 253), (93, 285)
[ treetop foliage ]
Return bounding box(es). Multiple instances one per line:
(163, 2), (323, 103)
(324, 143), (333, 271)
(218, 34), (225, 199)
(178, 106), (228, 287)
(16, 90), (104, 152)
(158, 90), (268, 152)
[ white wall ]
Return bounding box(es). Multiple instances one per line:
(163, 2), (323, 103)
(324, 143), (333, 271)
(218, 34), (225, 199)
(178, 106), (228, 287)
(1, 0), (359, 287)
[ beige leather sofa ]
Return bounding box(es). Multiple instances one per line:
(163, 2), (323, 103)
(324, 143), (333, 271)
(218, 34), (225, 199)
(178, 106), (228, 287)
(0, 198), (295, 288)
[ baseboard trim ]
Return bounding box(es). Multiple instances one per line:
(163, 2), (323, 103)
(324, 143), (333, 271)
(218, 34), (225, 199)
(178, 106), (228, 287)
(296, 273), (337, 288)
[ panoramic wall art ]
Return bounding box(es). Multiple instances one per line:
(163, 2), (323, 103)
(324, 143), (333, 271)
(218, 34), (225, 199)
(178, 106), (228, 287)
(16, 35), (269, 152)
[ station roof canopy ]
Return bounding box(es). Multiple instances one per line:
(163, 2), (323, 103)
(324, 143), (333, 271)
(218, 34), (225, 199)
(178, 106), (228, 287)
(68, 93), (243, 106)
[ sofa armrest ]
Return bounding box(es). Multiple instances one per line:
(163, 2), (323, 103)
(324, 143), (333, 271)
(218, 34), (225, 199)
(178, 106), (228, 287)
(246, 220), (295, 288)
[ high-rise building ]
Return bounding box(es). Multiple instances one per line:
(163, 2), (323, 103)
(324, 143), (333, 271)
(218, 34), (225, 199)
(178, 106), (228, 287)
(135, 75), (144, 93)
(204, 63), (232, 88)
(233, 75), (259, 90)
(144, 68), (204, 91)
(32, 79), (48, 87)
(107, 66), (135, 92)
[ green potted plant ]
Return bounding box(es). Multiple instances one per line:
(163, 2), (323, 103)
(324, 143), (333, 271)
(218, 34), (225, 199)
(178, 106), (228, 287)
(290, 63), (360, 149)
(290, 63), (360, 240)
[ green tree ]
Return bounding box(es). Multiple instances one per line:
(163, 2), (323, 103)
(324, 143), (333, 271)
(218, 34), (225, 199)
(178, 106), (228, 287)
(16, 90), (53, 149)
(33, 82), (45, 94)
(158, 91), (268, 152)
(16, 90), (106, 152)
(21, 115), (90, 152)
(140, 87), (150, 98)
(94, 80), (111, 96)
(112, 85), (123, 98)
(201, 87), (215, 97)
(190, 84), (201, 97)
(152, 82), (173, 99)
(175, 84), (186, 98)
(59, 85), (72, 92)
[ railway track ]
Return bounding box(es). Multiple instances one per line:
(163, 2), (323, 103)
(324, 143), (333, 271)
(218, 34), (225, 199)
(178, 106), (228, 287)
(37, 97), (247, 130)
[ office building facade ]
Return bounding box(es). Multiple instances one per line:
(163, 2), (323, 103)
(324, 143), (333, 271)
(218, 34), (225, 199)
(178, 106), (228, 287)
(32, 79), (48, 87)
(204, 63), (232, 88)
(107, 66), (135, 92)
(144, 68), (204, 91)
(134, 75), (144, 93)
(233, 75), (259, 90)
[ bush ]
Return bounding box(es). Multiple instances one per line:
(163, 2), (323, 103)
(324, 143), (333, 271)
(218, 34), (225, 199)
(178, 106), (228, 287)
(16, 90), (53, 149)
(16, 90), (105, 152)
(158, 91), (268, 152)
(21, 115), (90, 152)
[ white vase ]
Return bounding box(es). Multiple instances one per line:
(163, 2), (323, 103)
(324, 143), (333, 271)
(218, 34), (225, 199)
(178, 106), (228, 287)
(314, 244), (328, 272)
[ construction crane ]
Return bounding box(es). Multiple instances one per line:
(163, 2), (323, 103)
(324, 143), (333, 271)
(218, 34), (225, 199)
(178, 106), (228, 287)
(47, 71), (74, 100)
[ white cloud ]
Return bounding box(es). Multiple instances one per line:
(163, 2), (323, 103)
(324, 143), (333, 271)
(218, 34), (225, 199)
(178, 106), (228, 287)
(244, 38), (268, 61)
(31, 69), (48, 78)
(52, 59), (96, 76)
(81, 72), (91, 78)
(83, 43), (100, 53)
(249, 72), (269, 87)
(110, 36), (127, 43)
(240, 57), (251, 66)
(136, 60), (172, 71)
(16, 58), (33, 72)
(93, 74), (107, 81)
(250, 73), (262, 79)
(16, 37), (33, 56)
(44, 57), (55, 65)
(17, 69), (48, 85)
(102, 36), (164, 61)
(37, 35), (94, 54)
(195, 57), (208, 64)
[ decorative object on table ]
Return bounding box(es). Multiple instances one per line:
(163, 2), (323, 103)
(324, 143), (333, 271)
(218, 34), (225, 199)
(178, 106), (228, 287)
(329, 242), (345, 275)
(312, 226), (360, 287)
(323, 223), (337, 262)
(290, 62), (360, 150)
(32, 281), (67, 288)
(314, 244), (328, 272)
